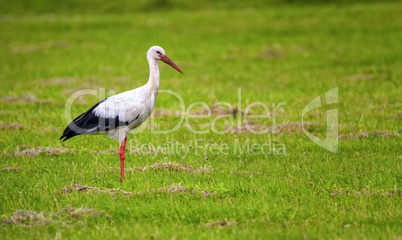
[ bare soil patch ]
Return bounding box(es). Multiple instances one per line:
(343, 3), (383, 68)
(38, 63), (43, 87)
(331, 189), (402, 198)
(60, 183), (214, 198)
(1, 167), (23, 172)
(14, 146), (73, 157)
(0, 121), (22, 130)
(338, 131), (399, 139)
(260, 49), (284, 59)
(154, 104), (246, 117)
(1, 95), (51, 104)
(1, 207), (109, 226)
(43, 77), (77, 85)
(348, 73), (386, 81)
(227, 121), (320, 134)
(190, 105), (246, 116)
(156, 183), (214, 198)
(141, 162), (211, 173)
(92, 149), (119, 154)
(154, 108), (182, 117)
(233, 171), (261, 176)
(59, 184), (134, 196)
(103, 162), (211, 174)
(11, 41), (70, 54)
(204, 220), (235, 227)
(392, 112), (402, 118)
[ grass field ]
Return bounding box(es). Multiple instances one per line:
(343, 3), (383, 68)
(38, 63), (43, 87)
(1, 1), (402, 239)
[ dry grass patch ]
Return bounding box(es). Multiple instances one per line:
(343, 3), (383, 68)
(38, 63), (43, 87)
(204, 220), (235, 227)
(331, 189), (402, 198)
(14, 146), (73, 157)
(392, 112), (402, 118)
(141, 162), (211, 173)
(103, 162), (212, 174)
(2, 210), (49, 226)
(11, 41), (71, 54)
(92, 149), (119, 154)
(227, 121), (320, 134)
(154, 104), (246, 117)
(157, 184), (215, 198)
(348, 73), (386, 81)
(190, 105), (246, 116)
(338, 131), (399, 139)
(41, 77), (77, 85)
(233, 171), (261, 176)
(260, 48), (284, 59)
(59, 184), (135, 196)
(1, 207), (109, 226)
(154, 108), (182, 117)
(1, 167), (23, 172)
(1, 94), (51, 104)
(0, 121), (23, 130)
(59, 183), (214, 198)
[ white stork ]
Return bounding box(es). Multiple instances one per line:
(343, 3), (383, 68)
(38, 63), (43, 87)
(60, 46), (183, 182)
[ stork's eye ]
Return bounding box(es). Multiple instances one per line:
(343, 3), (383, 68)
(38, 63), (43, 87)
(156, 51), (162, 56)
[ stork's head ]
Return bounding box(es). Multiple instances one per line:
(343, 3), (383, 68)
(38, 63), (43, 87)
(147, 46), (183, 74)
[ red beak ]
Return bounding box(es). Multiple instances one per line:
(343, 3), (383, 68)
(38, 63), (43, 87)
(160, 55), (183, 74)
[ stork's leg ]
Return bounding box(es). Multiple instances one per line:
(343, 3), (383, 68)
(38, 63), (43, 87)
(119, 137), (127, 183)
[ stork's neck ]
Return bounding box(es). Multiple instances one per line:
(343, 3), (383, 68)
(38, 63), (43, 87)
(146, 56), (160, 91)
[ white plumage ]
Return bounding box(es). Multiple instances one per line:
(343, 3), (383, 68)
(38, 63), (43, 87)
(92, 86), (156, 141)
(60, 46), (183, 182)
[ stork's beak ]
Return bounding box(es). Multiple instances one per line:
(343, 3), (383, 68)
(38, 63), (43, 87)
(161, 55), (183, 74)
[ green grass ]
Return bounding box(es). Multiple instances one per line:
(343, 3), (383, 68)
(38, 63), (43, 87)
(1, 1), (402, 239)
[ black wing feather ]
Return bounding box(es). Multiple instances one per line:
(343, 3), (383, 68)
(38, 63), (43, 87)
(59, 98), (133, 142)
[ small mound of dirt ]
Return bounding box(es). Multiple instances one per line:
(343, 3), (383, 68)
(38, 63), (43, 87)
(190, 105), (246, 116)
(54, 207), (108, 219)
(92, 149), (119, 154)
(348, 73), (386, 81)
(45, 78), (77, 85)
(233, 171), (261, 176)
(153, 108), (182, 117)
(60, 183), (214, 198)
(154, 104), (246, 117)
(260, 49), (284, 59)
(59, 184), (134, 196)
(141, 162), (211, 174)
(1, 207), (109, 226)
(1, 210), (49, 225)
(103, 162), (212, 174)
(1, 95), (51, 104)
(1, 167), (23, 172)
(227, 121), (320, 134)
(14, 146), (73, 157)
(331, 189), (402, 198)
(0, 121), (23, 130)
(156, 184), (214, 198)
(204, 220), (235, 227)
(338, 131), (399, 139)
(163, 184), (190, 193)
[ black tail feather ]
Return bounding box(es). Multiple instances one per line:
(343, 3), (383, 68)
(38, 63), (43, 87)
(59, 98), (132, 142)
(59, 99), (107, 142)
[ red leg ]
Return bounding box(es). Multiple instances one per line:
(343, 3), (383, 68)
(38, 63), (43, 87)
(119, 137), (127, 183)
